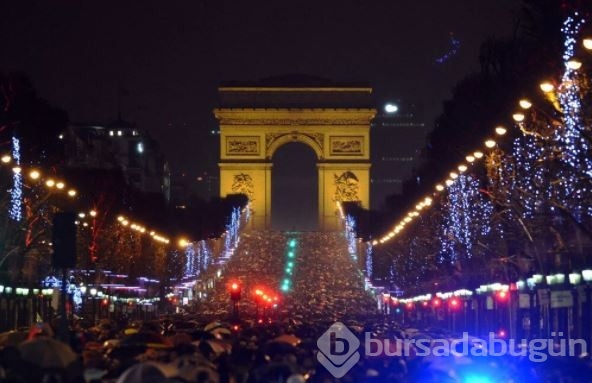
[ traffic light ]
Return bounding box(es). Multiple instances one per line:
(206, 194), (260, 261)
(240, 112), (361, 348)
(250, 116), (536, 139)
(230, 282), (241, 301)
(496, 290), (509, 302)
(449, 298), (460, 309)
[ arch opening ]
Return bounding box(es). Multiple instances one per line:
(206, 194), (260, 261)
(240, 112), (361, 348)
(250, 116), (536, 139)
(271, 142), (318, 231)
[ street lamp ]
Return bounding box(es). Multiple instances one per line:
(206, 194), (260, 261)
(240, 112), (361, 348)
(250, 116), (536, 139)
(495, 126), (507, 136)
(519, 99), (532, 109)
(540, 82), (555, 93)
(384, 103), (398, 114)
(566, 59), (582, 70)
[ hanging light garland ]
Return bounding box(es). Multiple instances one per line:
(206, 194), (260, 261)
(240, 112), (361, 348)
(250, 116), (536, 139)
(9, 137), (23, 221)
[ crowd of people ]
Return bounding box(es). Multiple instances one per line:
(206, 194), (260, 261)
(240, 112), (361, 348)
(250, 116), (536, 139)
(1, 230), (592, 382)
(196, 231), (377, 322)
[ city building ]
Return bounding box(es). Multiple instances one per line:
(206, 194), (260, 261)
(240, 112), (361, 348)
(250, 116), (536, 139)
(370, 100), (427, 210)
(64, 118), (170, 201)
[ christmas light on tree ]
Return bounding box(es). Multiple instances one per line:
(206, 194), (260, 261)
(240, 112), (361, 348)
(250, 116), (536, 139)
(345, 215), (358, 261)
(554, 13), (590, 221)
(440, 174), (493, 264)
(9, 136), (22, 221)
(365, 242), (373, 280)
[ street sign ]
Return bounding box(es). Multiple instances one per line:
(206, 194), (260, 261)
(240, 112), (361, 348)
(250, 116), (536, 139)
(537, 289), (549, 305)
(550, 290), (573, 308)
(519, 293), (531, 308)
(486, 296), (494, 310)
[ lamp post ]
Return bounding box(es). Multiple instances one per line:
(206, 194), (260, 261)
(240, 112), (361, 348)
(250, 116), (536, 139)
(90, 288), (97, 325)
(254, 289), (263, 318)
(229, 282), (241, 321)
(569, 272), (581, 340)
(382, 292), (391, 318)
(582, 269), (592, 354)
(525, 277), (537, 339)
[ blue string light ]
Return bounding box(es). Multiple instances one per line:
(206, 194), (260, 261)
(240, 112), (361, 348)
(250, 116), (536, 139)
(9, 136), (22, 221)
(554, 13), (590, 222)
(440, 174), (493, 264)
(365, 242), (373, 281)
(345, 215), (358, 261)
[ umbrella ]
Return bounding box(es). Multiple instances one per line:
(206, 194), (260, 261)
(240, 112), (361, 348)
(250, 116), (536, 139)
(272, 334), (302, 347)
(210, 327), (231, 338)
(159, 354), (219, 382)
(204, 321), (224, 332)
(119, 331), (171, 349)
(265, 340), (298, 357)
(0, 330), (28, 347)
(116, 362), (166, 383)
(192, 339), (231, 356)
(18, 337), (78, 369)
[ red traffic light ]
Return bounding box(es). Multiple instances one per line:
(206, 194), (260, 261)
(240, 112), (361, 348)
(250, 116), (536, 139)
(449, 298), (460, 309)
(496, 291), (508, 301)
(229, 282), (241, 301)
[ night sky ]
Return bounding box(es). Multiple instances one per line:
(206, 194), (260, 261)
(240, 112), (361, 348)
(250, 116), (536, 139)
(1, 1), (518, 176)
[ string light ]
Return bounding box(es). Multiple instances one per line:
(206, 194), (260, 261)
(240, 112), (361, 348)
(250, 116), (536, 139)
(554, 12), (590, 222)
(439, 174), (493, 264)
(374, 121), (502, 245)
(116, 214), (170, 244)
(9, 137), (22, 221)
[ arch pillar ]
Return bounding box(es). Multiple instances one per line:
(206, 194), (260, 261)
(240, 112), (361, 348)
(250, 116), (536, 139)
(219, 162), (272, 230)
(318, 163), (371, 231)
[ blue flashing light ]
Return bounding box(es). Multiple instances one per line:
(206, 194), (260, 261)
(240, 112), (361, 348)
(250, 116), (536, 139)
(463, 374), (492, 383)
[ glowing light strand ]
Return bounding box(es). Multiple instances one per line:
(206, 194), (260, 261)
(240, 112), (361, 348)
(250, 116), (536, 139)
(365, 242), (373, 281)
(555, 13), (590, 221)
(440, 174), (492, 264)
(345, 215), (358, 261)
(9, 136), (22, 221)
(184, 243), (197, 277)
(223, 207), (241, 258)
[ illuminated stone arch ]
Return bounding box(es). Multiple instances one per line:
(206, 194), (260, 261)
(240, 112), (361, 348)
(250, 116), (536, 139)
(215, 84), (375, 230)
